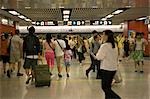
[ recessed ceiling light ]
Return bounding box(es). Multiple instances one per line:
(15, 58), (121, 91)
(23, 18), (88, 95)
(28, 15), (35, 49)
(125, 6), (132, 8)
(8, 11), (20, 16)
(25, 7), (31, 9)
(1, 6), (5, 9)
(59, 6), (64, 8)
(63, 10), (70, 14)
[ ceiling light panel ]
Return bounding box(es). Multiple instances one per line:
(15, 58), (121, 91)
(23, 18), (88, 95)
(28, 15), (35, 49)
(63, 10), (70, 14)
(63, 15), (69, 18)
(63, 18), (69, 21)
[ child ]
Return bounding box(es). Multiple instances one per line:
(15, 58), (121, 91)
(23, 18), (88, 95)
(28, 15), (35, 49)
(64, 45), (72, 77)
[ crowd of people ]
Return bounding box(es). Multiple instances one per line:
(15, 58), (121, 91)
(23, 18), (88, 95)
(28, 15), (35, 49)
(0, 26), (148, 99)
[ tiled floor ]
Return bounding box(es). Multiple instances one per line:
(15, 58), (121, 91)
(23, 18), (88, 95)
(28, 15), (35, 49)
(0, 55), (150, 99)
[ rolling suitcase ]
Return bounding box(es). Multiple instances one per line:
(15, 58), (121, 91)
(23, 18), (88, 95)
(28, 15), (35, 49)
(34, 63), (51, 87)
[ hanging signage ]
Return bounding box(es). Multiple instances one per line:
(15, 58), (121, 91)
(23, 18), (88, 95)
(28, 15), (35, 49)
(63, 20), (85, 26)
(35, 21), (58, 26)
(90, 20), (112, 25)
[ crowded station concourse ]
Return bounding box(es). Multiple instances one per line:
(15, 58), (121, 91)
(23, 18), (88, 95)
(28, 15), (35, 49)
(0, 0), (150, 99)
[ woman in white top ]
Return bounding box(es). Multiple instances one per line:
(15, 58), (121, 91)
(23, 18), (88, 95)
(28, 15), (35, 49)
(96, 30), (121, 99)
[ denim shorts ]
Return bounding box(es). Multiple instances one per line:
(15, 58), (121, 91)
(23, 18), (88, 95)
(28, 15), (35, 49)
(64, 61), (71, 67)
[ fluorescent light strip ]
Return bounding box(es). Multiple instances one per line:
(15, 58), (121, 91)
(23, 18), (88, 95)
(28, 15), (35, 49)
(8, 11), (20, 16)
(105, 14), (114, 18)
(32, 22), (36, 24)
(7, 10), (32, 22)
(25, 19), (32, 22)
(112, 10), (123, 15)
(18, 15), (26, 19)
(137, 17), (147, 20)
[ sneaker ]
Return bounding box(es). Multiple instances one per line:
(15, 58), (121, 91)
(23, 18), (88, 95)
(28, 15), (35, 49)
(58, 74), (62, 78)
(26, 77), (32, 84)
(67, 74), (69, 77)
(17, 73), (23, 76)
(7, 70), (11, 78)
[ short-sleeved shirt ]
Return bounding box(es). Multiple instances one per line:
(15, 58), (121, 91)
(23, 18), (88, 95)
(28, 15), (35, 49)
(10, 35), (23, 62)
(54, 39), (66, 57)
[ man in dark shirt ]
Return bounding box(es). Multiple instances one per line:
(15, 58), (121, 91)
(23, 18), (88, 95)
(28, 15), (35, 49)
(86, 34), (101, 79)
(23, 26), (41, 84)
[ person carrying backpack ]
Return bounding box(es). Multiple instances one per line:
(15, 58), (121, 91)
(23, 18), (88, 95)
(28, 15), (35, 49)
(23, 26), (41, 84)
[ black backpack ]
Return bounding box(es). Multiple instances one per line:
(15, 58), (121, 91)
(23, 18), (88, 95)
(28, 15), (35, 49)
(23, 34), (40, 55)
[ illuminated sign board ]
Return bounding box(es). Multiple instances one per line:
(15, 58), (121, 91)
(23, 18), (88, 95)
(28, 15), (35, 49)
(35, 21), (58, 26)
(90, 20), (112, 25)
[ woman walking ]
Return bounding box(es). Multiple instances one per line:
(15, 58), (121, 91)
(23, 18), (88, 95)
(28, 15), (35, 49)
(96, 30), (121, 99)
(44, 33), (55, 76)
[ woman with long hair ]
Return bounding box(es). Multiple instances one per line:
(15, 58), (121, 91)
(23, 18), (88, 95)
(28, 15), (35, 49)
(76, 35), (85, 66)
(44, 33), (55, 76)
(96, 30), (121, 99)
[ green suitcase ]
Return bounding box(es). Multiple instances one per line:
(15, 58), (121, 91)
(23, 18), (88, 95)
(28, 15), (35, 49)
(34, 64), (51, 87)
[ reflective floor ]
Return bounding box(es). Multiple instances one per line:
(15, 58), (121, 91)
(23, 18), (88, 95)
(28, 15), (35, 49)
(0, 55), (150, 99)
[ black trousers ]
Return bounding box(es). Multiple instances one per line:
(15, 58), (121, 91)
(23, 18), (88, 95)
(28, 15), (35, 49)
(71, 47), (76, 59)
(101, 70), (121, 99)
(124, 49), (129, 57)
(77, 52), (85, 63)
(86, 55), (101, 78)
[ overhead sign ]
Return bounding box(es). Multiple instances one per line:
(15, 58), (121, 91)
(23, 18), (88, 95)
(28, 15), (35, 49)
(63, 20), (85, 26)
(90, 20), (112, 25)
(35, 21), (58, 26)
